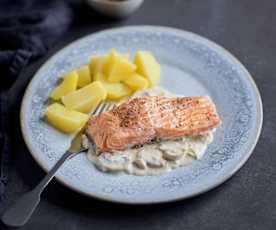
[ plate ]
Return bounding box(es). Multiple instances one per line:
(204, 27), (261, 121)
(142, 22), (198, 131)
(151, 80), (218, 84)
(21, 26), (263, 204)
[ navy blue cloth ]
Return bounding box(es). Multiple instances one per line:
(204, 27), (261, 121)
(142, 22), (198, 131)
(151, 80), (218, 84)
(0, 0), (73, 200)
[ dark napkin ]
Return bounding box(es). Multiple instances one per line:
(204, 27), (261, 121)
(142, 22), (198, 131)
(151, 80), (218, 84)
(0, 0), (73, 201)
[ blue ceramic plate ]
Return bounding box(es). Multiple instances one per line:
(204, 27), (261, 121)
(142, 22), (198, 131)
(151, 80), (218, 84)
(21, 26), (263, 204)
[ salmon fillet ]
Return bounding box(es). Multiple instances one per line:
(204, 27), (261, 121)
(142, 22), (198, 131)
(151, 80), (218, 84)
(87, 96), (221, 152)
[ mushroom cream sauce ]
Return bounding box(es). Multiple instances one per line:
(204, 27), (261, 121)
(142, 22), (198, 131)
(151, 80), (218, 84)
(83, 87), (215, 176)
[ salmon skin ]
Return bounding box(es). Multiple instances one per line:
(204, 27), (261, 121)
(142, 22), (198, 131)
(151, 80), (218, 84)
(87, 96), (221, 152)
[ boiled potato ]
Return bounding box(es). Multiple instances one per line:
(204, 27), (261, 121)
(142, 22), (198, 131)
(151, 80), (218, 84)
(77, 65), (91, 87)
(93, 72), (107, 82)
(89, 50), (128, 77)
(50, 71), (78, 100)
(134, 51), (160, 87)
(109, 49), (129, 60)
(45, 103), (89, 133)
(104, 50), (136, 83)
(62, 81), (107, 113)
(90, 55), (108, 76)
(93, 73), (132, 100)
(104, 82), (132, 100)
(124, 73), (149, 91)
(122, 53), (130, 60)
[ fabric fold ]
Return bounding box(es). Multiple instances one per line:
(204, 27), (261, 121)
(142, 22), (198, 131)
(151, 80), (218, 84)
(0, 0), (73, 200)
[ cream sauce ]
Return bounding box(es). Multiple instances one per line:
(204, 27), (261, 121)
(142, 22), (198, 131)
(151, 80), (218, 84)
(84, 87), (215, 176)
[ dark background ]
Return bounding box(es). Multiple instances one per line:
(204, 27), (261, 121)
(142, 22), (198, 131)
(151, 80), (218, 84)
(1, 0), (276, 229)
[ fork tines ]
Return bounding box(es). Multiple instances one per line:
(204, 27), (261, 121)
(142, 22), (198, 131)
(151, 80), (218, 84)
(92, 102), (115, 116)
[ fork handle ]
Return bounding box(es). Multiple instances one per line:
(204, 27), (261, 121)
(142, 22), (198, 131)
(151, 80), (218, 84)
(1, 151), (75, 227)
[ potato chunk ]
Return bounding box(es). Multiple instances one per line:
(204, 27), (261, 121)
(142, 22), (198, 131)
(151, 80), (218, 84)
(104, 50), (136, 83)
(93, 73), (132, 100)
(108, 49), (129, 61)
(50, 71), (78, 100)
(122, 53), (130, 60)
(62, 81), (107, 113)
(45, 103), (88, 133)
(89, 55), (108, 76)
(124, 73), (149, 91)
(104, 82), (132, 100)
(77, 65), (91, 87)
(134, 51), (160, 87)
(93, 72), (107, 82)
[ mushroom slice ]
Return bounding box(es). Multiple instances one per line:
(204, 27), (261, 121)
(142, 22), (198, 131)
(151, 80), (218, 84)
(133, 158), (147, 169)
(137, 148), (165, 168)
(159, 141), (185, 161)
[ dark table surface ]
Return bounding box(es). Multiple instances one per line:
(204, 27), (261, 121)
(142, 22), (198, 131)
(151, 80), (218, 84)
(1, 0), (276, 229)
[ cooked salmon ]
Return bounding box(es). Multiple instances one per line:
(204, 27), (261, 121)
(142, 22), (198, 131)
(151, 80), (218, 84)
(87, 96), (221, 152)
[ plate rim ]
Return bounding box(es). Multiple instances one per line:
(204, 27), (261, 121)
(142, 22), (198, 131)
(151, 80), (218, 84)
(20, 25), (263, 204)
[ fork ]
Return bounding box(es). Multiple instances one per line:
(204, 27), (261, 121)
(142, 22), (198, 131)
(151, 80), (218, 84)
(1, 102), (115, 228)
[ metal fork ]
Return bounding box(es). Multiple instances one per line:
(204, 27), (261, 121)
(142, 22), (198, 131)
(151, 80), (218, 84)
(1, 102), (115, 228)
